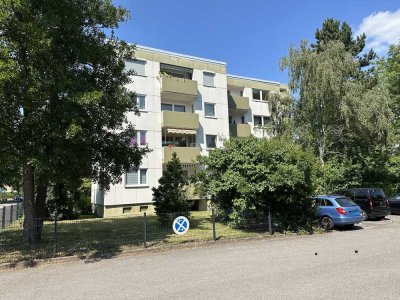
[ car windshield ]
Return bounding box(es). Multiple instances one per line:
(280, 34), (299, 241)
(335, 197), (357, 207)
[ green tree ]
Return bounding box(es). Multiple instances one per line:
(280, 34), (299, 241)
(267, 92), (294, 137)
(382, 41), (400, 131)
(312, 18), (375, 68)
(281, 40), (394, 165)
(196, 138), (318, 231)
(152, 152), (190, 221)
(0, 0), (149, 243)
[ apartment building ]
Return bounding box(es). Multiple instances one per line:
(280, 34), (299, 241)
(91, 45), (288, 217)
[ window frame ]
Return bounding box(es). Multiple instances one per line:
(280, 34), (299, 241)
(206, 134), (217, 149)
(130, 130), (147, 147)
(125, 168), (148, 187)
(203, 72), (215, 87)
(252, 88), (270, 102)
(254, 115), (270, 127)
(137, 94), (146, 111)
(161, 103), (187, 112)
(130, 59), (146, 77)
(204, 102), (216, 118)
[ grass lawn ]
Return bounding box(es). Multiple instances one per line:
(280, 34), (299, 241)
(0, 211), (305, 265)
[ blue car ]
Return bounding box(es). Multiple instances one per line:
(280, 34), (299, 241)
(314, 195), (364, 230)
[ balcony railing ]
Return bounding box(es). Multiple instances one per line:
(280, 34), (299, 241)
(162, 111), (199, 130)
(163, 146), (201, 164)
(161, 74), (198, 102)
(228, 94), (250, 111)
(229, 123), (251, 138)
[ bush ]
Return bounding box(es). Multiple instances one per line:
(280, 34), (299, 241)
(196, 137), (318, 231)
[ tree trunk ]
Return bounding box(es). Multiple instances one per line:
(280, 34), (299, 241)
(23, 162), (39, 244)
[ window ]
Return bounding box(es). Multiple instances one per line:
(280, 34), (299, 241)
(137, 95), (146, 110)
(252, 89), (269, 101)
(130, 131), (146, 146)
(161, 103), (173, 111)
(160, 63), (192, 79)
(241, 116), (245, 124)
(129, 59), (146, 76)
(161, 103), (186, 112)
(140, 206), (148, 212)
(254, 115), (270, 127)
(254, 116), (262, 126)
(203, 72), (215, 87)
(162, 135), (194, 147)
(206, 135), (217, 148)
(324, 200), (334, 207)
(126, 169), (147, 186)
(174, 105), (185, 112)
(205, 103), (215, 117)
(263, 116), (270, 125)
(175, 136), (187, 147)
(123, 207), (132, 214)
(355, 190), (369, 200)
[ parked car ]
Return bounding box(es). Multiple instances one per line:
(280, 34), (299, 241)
(334, 188), (390, 220)
(313, 195), (364, 230)
(388, 194), (400, 215)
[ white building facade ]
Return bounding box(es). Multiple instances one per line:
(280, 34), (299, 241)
(92, 46), (288, 217)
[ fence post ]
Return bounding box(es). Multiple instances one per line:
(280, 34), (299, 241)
(2, 206), (6, 229)
(53, 213), (58, 258)
(212, 208), (216, 241)
(268, 208), (273, 235)
(143, 212), (147, 248)
(10, 205), (14, 224)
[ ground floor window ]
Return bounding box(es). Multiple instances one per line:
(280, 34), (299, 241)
(206, 135), (217, 148)
(126, 169), (147, 186)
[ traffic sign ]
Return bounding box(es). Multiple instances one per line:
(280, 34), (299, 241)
(172, 216), (190, 235)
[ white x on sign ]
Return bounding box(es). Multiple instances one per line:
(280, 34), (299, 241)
(172, 216), (190, 235)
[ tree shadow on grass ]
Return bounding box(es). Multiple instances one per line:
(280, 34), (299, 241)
(1, 212), (213, 267)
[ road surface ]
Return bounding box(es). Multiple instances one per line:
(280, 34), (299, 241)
(1, 216), (399, 299)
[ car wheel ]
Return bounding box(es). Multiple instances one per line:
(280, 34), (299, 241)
(361, 210), (368, 221)
(320, 216), (334, 230)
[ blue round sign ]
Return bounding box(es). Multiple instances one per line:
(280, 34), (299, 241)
(172, 216), (190, 235)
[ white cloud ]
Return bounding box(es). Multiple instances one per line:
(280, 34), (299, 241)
(356, 9), (400, 54)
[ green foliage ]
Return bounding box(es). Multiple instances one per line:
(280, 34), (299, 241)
(46, 179), (93, 220)
(267, 92), (294, 137)
(282, 40), (394, 167)
(312, 18), (375, 68)
(152, 152), (190, 222)
(196, 138), (318, 231)
(0, 0), (150, 239)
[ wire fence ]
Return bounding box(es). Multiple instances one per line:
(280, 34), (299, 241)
(0, 209), (304, 265)
(0, 202), (23, 229)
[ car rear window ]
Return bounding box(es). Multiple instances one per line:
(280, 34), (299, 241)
(335, 197), (357, 207)
(370, 190), (385, 201)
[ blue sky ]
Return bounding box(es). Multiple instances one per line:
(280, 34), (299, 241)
(113, 0), (400, 84)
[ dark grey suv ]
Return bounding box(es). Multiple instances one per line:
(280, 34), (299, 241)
(334, 188), (390, 220)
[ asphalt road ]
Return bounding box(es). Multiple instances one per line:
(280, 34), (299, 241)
(1, 216), (400, 299)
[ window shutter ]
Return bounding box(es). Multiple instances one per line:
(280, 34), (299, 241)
(140, 169), (147, 184)
(203, 72), (215, 87)
(126, 170), (138, 185)
(129, 60), (145, 76)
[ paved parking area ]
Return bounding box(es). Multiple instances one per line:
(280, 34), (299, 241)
(1, 215), (399, 299)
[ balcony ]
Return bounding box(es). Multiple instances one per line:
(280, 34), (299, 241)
(162, 111), (199, 130)
(229, 123), (251, 138)
(163, 146), (201, 164)
(228, 94), (250, 111)
(161, 74), (198, 102)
